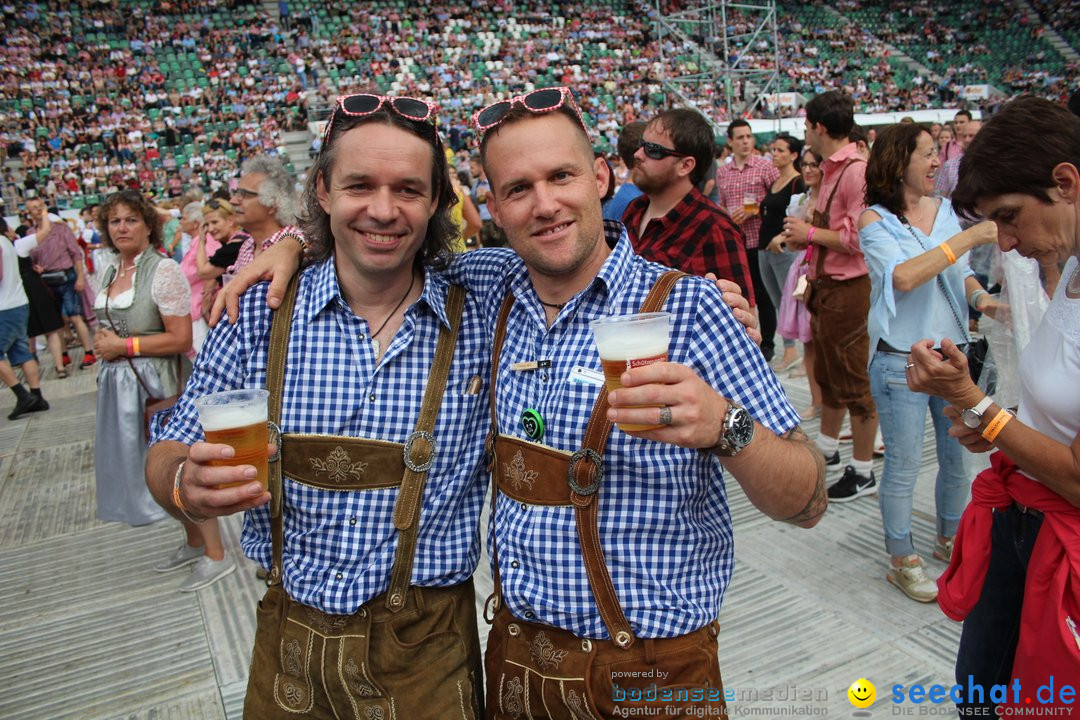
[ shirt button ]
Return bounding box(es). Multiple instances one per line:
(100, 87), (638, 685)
(335, 572), (343, 580)
(358, 333), (366, 341)
(349, 518), (357, 526)
(520, 502), (528, 511)
(369, 393), (376, 402)
(525, 611), (535, 619)
(510, 560), (520, 569)
(539, 372), (548, 382)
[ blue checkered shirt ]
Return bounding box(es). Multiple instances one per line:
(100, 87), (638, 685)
(449, 222), (800, 639)
(153, 259), (491, 614)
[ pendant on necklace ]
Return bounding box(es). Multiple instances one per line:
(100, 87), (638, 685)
(371, 338), (380, 357)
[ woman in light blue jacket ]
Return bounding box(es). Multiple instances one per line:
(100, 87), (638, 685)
(859, 123), (1000, 603)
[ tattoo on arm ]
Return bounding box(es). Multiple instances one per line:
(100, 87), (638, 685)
(780, 425), (828, 525)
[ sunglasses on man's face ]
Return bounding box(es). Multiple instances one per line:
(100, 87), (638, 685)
(639, 140), (690, 160)
(323, 94), (439, 144)
(472, 87), (586, 137)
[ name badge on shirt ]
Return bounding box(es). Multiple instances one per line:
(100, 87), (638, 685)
(567, 365), (604, 388)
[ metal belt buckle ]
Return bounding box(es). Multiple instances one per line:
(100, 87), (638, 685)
(567, 448), (603, 496)
(267, 421), (282, 462)
(403, 430), (436, 473)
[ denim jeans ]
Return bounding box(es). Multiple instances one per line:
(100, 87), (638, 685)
(955, 505), (1043, 717)
(758, 249), (797, 350)
(870, 350), (970, 557)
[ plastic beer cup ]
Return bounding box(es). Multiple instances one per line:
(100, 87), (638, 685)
(193, 389), (270, 490)
(588, 312), (671, 432)
(742, 193), (760, 217)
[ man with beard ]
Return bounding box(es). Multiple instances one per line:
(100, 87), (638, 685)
(621, 108), (754, 301)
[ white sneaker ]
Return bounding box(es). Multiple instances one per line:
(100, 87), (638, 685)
(887, 556), (938, 603)
(154, 543), (205, 572)
(178, 555), (236, 592)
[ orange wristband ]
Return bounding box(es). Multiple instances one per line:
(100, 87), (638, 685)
(132, 337), (141, 356)
(981, 408), (1012, 443)
(939, 243), (957, 265)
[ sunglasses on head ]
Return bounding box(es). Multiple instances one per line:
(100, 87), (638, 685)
(472, 87), (587, 137)
(639, 140), (690, 160)
(323, 94), (440, 143)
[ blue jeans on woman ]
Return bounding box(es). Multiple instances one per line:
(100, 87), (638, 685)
(870, 350), (970, 557)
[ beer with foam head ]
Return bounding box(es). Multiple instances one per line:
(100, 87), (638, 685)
(194, 389), (270, 490)
(589, 312), (671, 432)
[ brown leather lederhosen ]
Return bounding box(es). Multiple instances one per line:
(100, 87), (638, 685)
(805, 158), (876, 418)
(482, 272), (728, 720)
(243, 277), (483, 720)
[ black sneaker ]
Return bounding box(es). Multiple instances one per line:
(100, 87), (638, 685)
(8, 394), (39, 420)
(824, 450), (841, 469)
(827, 465), (877, 503)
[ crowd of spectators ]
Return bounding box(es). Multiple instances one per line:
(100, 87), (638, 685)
(1, 0), (1078, 212)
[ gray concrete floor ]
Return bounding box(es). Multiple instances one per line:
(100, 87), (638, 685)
(0, 347), (982, 719)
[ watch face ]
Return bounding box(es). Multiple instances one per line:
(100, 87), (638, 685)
(961, 409), (981, 429)
(729, 408), (755, 448)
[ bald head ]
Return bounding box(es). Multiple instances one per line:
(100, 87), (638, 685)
(958, 121), (982, 151)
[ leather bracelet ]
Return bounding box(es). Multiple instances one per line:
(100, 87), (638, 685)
(982, 408), (1012, 443)
(281, 231), (308, 253)
(172, 460), (207, 525)
(939, 243), (957, 265)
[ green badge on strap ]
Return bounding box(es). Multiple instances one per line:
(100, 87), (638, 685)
(521, 408), (545, 441)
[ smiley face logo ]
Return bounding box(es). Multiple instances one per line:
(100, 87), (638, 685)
(847, 678), (876, 709)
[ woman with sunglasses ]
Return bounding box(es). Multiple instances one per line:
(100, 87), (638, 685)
(91, 191), (196, 536)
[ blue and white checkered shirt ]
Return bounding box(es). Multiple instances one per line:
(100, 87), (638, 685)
(154, 258), (491, 614)
(450, 222), (800, 639)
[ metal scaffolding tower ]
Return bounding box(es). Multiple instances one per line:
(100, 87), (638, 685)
(654, 0), (782, 130)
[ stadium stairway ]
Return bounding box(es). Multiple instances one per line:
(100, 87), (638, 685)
(1015, 0), (1080, 61)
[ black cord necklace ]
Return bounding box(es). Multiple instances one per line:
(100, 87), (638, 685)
(369, 273), (416, 356)
(537, 298), (567, 310)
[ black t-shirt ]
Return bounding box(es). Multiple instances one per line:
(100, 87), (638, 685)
(209, 233), (250, 269)
(759, 176), (804, 247)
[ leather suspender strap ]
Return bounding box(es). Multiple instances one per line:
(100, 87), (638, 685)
(484, 270), (686, 648)
(384, 284), (467, 612)
(265, 276), (301, 587)
(811, 158), (865, 280)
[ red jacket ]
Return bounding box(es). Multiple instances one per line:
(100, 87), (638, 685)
(939, 452), (1080, 707)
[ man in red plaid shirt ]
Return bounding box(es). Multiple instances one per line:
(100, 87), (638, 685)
(622, 108), (754, 303)
(716, 119), (779, 359)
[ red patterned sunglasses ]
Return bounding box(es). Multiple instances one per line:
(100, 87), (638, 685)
(323, 94), (439, 143)
(472, 87), (586, 137)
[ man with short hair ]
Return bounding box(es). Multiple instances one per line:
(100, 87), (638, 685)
(942, 109), (972, 162)
(466, 89), (823, 718)
(602, 120), (645, 221)
(716, 118), (780, 357)
(148, 100), (490, 718)
(936, 120), (982, 199)
(25, 197), (95, 367)
(622, 108), (755, 301)
(229, 155), (301, 274)
(783, 90), (880, 500)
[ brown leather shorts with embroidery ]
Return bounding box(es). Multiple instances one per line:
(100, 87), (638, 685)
(485, 609), (727, 720)
(244, 581), (483, 719)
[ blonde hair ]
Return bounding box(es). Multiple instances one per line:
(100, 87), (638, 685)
(202, 198), (236, 217)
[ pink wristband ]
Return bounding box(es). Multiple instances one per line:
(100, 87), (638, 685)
(806, 226), (816, 244)
(126, 338), (135, 357)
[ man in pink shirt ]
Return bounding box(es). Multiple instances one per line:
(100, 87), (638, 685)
(716, 120), (780, 360)
(783, 91), (879, 501)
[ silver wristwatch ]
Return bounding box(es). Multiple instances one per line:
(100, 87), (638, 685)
(709, 402), (755, 457)
(961, 396), (994, 429)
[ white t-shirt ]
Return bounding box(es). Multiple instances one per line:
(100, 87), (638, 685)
(1017, 256), (1080, 448)
(0, 239), (28, 312)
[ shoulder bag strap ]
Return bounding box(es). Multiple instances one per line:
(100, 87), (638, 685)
(264, 276), (300, 587)
(384, 284), (467, 612)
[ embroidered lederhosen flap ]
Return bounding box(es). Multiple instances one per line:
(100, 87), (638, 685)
(494, 435), (573, 505)
(280, 435), (407, 490)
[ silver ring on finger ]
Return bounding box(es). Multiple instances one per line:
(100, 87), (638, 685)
(905, 362), (915, 370)
(659, 406), (673, 426)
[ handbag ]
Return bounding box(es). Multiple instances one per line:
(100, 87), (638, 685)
(102, 275), (185, 441)
(896, 214), (983, 382)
